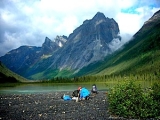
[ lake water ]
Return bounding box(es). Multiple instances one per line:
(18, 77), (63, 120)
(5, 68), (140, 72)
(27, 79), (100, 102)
(0, 80), (157, 94)
(0, 83), (108, 94)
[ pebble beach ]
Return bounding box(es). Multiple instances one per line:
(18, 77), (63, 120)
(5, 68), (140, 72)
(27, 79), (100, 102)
(0, 91), (118, 120)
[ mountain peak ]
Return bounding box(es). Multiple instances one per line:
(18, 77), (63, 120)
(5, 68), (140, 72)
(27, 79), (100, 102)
(54, 35), (67, 47)
(151, 9), (160, 20)
(144, 10), (160, 25)
(44, 37), (52, 43)
(153, 9), (160, 16)
(92, 12), (106, 20)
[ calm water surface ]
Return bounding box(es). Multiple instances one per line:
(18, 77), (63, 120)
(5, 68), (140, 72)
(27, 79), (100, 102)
(0, 80), (157, 94)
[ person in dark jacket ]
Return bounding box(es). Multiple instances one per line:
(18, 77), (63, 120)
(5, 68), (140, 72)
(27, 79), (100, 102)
(72, 89), (80, 98)
(72, 87), (81, 102)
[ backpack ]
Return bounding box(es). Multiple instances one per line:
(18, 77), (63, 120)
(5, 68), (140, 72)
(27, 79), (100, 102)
(61, 94), (72, 101)
(91, 84), (98, 93)
(92, 84), (97, 91)
(63, 95), (72, 101)
(72, 90), (79, 97)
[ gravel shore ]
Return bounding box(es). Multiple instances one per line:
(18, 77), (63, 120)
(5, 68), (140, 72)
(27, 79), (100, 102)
(0, 91), (117, 120)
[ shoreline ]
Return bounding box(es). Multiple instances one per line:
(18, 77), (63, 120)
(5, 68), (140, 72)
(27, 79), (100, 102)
(0, 91), (116, 120)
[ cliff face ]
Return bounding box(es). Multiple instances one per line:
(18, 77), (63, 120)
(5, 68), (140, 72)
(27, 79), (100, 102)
(46, 12), (120, 70)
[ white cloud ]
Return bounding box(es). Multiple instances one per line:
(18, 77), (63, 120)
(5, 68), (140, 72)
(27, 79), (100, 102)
(116, 13), (141, 34)
(0, 0), (160, 56)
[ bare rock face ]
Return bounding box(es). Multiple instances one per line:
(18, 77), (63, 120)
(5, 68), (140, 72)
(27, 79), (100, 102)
(47, 12), (121, 70)
(41, 37), (59, 55)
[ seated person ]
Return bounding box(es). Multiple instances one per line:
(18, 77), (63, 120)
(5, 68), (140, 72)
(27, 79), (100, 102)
(79, 87), (90, 100)
(72, 88), (80, 97)
(72, 87), (81, 102)
(91, 84), (98, 94)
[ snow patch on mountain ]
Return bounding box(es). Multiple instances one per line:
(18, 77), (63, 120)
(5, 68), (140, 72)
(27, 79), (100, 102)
(54, 35), (67, 47)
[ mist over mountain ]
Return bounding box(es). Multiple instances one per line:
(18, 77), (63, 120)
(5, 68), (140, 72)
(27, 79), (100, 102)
(0, 12), (126, 79)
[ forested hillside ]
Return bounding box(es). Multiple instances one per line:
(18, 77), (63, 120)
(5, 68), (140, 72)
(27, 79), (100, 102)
(0, 62), (28, 83)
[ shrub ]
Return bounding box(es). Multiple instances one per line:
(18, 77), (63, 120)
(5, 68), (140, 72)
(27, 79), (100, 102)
(151, 82), (160, 102)
(150, 82), (160, 117)
(108, 80), (159, 119)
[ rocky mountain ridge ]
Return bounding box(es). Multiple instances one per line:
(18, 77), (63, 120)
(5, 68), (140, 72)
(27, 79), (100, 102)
(0, 12), (121, 79)
(46, 12), (121, 70)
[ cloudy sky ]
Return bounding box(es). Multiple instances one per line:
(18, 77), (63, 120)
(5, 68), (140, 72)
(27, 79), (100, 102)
(0, 0), (160, 56)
